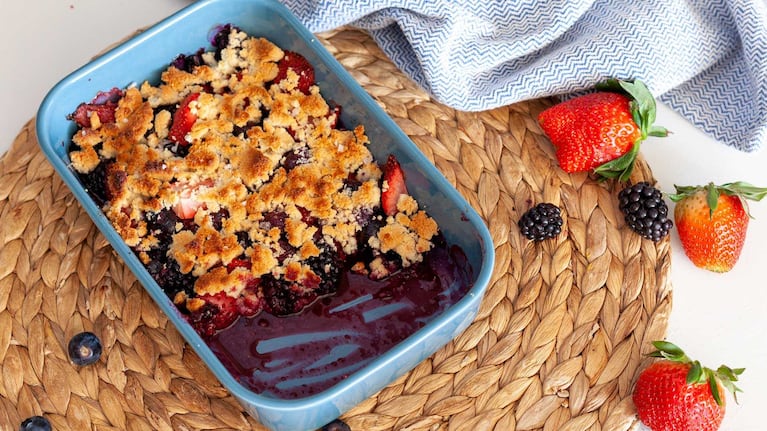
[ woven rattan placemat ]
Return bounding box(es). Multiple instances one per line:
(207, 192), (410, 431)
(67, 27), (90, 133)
(0, 28), (672, 431)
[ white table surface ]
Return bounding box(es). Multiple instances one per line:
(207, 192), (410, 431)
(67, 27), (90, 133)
(2, 1), (766, 430)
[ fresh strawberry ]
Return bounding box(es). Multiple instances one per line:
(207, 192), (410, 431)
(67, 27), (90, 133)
(381, 154), (408, 216)
(633, 341), (743, 431)
(273, 51), (315, 94)
(669, 182), (767, 272)
(537, 79), (668, 181)
(168, 92), (200, 145)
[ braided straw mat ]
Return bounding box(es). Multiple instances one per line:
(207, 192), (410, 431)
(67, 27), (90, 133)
(0, 28), (672, 431)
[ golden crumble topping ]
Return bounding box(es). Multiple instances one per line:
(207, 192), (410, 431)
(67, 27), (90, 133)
(68, 27), (439, 315)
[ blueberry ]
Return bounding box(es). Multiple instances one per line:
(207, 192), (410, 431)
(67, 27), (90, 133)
(67, 332), (102, 366)
(321, 419), (351, 431)
(19, 416), (51, 431)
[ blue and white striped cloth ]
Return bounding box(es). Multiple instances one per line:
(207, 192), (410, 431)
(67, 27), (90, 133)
(281, 0), (767, 152)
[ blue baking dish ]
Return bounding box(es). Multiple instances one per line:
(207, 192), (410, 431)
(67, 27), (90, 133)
(35, 0), (495, 430)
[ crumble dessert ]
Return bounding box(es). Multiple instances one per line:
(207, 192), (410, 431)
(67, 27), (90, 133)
(67, 25), (441, 338)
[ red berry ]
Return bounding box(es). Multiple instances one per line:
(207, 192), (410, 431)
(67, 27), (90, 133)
(632, 341), (743, 431)
(669, 182), (767, 272)
(381, 155), (408, 216)
(168, 92), (200, 145)
(68, 88), (125, 128)
(274, 51), (315, 94)
(537, 79), (668, 181)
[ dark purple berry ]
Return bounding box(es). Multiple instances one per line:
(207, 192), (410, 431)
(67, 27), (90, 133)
(518, 203), (563, 241)
(163, 141), (190, 157)
(171, 47), (206, 73)
(235, 231), (253, 249)
(261, 211), (287, 229)
(282, 147), (310, 171)
(343, 172), (363, 192)
(150, 259), (196, 300)
(67, 332), (102, 366)
(75, 159), (114, 207)
(210, 24), (239, 59)
(146, 208), (180, 244)
(261, 275), (303, 316)
(209, 208), (229, 231)
(322, 419), (351, 431)
(19, 416), (51, 431)
(306, 247), (343, 296)
(618, 182), (673, 242)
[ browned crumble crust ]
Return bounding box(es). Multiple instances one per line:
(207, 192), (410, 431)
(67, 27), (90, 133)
(69, 29), (438, 308)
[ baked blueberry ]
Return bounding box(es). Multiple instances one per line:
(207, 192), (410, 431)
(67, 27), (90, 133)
(67, 331), (102, 366)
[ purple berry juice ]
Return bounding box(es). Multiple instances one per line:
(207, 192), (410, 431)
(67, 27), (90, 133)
(207, 242), (471, 399)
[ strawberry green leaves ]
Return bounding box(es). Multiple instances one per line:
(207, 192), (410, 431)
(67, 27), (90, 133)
(594, 79), (668, 181)
(540, 78), (668, 182)
(669, 182), (767, 219)
(597, 78), (669, 141)
(648, 340), (744, 406)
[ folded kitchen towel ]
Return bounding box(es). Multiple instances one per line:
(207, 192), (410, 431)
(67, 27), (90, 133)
(281, 0), (767, 152)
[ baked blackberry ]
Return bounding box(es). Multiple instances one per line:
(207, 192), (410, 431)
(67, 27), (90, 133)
(618, 181), (673, 242)
(75, 160), (113, 207)
(518, 203), (563, 241)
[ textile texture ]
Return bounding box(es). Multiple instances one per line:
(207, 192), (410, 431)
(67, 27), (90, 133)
(281, 0), (767, 152)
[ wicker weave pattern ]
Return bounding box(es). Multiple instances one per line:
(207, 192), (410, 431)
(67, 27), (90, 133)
(0, 29), (671, 431)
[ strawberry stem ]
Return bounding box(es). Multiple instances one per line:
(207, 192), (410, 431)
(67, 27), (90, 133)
(593, 141), (640, 182)
(668, 181), (767, 219)
(648, 340), (744, 406)
(592, 78), (668, 181)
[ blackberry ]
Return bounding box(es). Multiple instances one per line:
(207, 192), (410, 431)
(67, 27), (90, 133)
(209, 208), (229, 231)
(67, 332), (102, 366)
(306, 247), (344, 296)
(211, 24), (239, 59)
(150, 259), (197, 300)
(163, 141), (190, 158)
(146, 208), (180, 244)
(518, 203), (563, 241)
(261, 275), (304, 316)
(235, 231), (253, 249)
(618, 182), (673, 242)
(76, 159), (114, 207)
